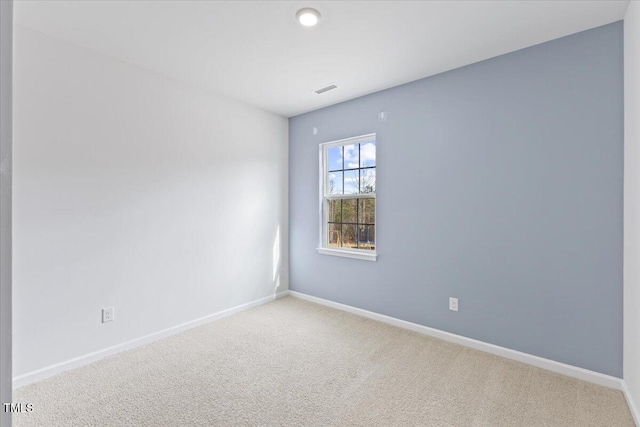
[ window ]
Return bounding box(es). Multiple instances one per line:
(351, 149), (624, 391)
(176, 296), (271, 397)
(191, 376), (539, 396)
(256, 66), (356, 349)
(318, 134), (377, 261)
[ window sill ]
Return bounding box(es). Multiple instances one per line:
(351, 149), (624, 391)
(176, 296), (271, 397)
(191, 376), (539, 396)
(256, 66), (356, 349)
(317, 247), (378, 262)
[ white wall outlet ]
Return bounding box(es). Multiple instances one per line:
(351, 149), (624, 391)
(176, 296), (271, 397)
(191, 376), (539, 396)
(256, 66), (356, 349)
(102, 307), (114, 323)
(449, 297), (459, 312)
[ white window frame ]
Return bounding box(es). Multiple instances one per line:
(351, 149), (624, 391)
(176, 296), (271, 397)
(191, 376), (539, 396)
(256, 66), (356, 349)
(317, 133), (377, 261)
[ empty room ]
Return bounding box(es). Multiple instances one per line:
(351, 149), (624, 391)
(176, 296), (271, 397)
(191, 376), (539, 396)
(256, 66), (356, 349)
(1, 0), (640, 425)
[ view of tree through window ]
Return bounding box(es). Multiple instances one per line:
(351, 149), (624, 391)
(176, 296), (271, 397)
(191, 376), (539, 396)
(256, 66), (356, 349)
(323, 138), (376, 251)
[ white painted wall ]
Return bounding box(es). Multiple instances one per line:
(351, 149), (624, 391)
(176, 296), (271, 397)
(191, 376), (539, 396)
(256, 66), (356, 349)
(0, 1), (12, 425)
(625, 0), (640, 423)
(12, 26), (288, 378)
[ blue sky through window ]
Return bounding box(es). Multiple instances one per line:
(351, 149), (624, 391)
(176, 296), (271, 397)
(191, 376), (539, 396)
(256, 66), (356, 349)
(328, 146), (342, 171)
(328, 140), (375, 172)
(326, 139), (376, 195)
(360, 141), (376, 167)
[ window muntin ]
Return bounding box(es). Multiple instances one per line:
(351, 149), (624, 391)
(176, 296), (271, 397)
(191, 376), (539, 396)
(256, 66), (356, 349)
(320, 135), (376, 256)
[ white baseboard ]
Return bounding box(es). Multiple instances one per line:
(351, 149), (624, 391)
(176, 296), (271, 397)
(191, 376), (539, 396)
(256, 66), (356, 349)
(13, 290), (290, 389)
(623, 381), (640, 427)
(289, 290), (623, 391)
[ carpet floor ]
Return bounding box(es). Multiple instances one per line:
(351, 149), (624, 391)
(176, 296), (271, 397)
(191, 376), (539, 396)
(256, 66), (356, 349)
(14, 296), (635, 426)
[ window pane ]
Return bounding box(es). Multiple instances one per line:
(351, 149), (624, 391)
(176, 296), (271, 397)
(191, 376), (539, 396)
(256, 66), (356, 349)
(360, 141), (376, 167)
(343, 144), (359, 169)
(358, 226), (375, 250)
(342, 198), (357, 223)
(327, 146), (342, 171)
(328, 199), (341, 223)
(360, 168), (376, 193)
(344, 170), (359, 194)
(328, 223), (342, 247)
(322, 137), (377, 254)
(358, 198), (375, 224)
(342, 224), (357, 249)
(327, 171), (343, 195)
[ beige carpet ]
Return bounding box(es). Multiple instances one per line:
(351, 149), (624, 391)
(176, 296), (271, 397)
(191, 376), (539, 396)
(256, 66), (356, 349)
(14, 296), (635, 426)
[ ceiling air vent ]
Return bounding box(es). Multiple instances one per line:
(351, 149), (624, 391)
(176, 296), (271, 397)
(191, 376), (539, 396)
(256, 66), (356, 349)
(315, 84), (338, 95)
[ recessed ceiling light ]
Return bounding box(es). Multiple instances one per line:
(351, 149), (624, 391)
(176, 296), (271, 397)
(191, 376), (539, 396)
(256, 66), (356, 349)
(296, 8), (321, 27)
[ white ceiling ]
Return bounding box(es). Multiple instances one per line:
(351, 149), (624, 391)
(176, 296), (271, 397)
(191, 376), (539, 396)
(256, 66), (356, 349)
(15, 0), (630, 117)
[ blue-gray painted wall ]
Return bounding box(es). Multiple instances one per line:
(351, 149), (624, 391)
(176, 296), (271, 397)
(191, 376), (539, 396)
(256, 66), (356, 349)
(289, 22), (623, 377)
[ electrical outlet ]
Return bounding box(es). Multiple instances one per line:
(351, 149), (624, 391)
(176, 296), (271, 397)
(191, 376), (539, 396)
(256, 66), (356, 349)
(102, 307), (114, 323)
(449, 297), (459, 312)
